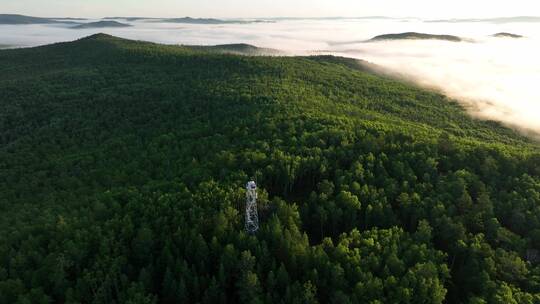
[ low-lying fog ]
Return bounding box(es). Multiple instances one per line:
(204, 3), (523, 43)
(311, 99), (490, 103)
(2, 17), (539, 136)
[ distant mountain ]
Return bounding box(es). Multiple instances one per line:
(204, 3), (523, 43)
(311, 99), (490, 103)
(103, 17), (160, 21)
(0, 14), (273, 26)
(104, 16), (399, 22)
(158, 17), (272, 24)
(0, 14), (77, 24)
(53, 17), (88, 21)
(427, 16), (540, 24)
(492, 32), (524, 38)
(72, 21), (132, 29)
(184, 43), (282, 55)
(268, 16), (395, 21)
(370, 32), (463, 42)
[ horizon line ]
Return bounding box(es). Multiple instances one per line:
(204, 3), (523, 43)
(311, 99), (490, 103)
(2, 13), (540, 21)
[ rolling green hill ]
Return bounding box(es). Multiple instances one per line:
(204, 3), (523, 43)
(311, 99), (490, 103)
(1, 34), (539, 303)
(72, 20), (132, 29)
(370, 32), (464, 42)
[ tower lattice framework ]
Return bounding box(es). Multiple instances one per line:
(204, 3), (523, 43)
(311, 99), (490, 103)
(245, 181), (259, 233)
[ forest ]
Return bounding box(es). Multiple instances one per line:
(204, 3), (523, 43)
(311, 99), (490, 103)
(1, 34), (540, 303)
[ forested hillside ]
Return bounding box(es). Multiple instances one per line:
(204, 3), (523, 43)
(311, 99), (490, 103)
(1, 34), (540, 303)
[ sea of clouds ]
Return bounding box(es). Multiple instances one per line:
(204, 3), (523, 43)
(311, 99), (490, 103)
(1, 17), (539, 136)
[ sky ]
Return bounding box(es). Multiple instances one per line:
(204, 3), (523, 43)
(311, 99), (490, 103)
(1, 0), (539, 18)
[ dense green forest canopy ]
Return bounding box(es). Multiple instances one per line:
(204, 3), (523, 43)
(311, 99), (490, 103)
(1, 34), (540, 303)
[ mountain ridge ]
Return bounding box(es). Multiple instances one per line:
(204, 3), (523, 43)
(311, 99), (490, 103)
(493, 32), (524, 38)
(370, 32), (464, 42)
(72, 20), (132, 29)
(0, 13), (78, 24)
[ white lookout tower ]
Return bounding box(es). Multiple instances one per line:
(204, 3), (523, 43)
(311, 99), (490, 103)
(245, 181), (259, 233)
